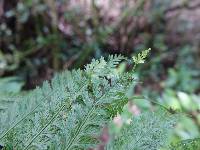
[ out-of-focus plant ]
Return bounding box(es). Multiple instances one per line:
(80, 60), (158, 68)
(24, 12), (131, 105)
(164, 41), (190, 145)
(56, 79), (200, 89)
(161, 90), (200, 139)
(164, 67), (200, 93)
(138, 58), (200, 142)
(0, 77), (24, 93)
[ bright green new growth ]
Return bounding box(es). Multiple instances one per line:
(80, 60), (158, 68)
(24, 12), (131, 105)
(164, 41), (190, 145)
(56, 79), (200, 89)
(0, 49), (198, 150)
(132, 48), (151, 67)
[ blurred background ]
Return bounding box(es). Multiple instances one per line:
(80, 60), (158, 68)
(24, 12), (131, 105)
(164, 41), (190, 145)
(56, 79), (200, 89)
(0, 0), (200, 146)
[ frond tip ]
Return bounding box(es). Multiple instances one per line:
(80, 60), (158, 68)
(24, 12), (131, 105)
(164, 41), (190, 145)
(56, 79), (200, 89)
(132, 48), (151, 65)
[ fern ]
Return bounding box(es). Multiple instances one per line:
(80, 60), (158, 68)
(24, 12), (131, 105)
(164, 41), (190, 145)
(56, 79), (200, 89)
(0, 54), (131, 149)
(132, 48), (151, 68)
(0, 93), (18, 114)
(0, 50), (194, 150)
(106, 109), (176, 150)
(85, 54), (126, 78)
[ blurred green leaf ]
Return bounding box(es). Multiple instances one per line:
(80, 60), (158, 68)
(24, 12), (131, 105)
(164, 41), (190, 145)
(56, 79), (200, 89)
(0, 77), (24, 93)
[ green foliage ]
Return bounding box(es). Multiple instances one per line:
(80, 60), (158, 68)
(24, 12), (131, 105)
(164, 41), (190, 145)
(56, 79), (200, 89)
(0, 55), (131, 149)
(85, 55), (126, 78)
(132, 48), (151, 65)
(1, 0), (200, 148)
(0, 93), (20, 115)
(170, 138), (200, 150)
(0, 52), (198, 150)
(164, 67), (200, 93)
(107, 109), (176, 150)
(0, 77), (24, 93)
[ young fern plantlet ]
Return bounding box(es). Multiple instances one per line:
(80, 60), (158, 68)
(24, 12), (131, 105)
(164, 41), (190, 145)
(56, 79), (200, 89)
(0, 49), (198, 150)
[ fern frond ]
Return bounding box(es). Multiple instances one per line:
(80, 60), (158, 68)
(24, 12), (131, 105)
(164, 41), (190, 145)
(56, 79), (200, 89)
(0, 93), (19, 114)
(132, 48), (151, 70)
(132, 48), (151, 64)
(107, 55), (127, 69)
(62, 74), (131, 149)
(106, 109), (176, 150)
(0, 70), (88, 149)
(85, 55), (126, 78)
(0, 55), (132, 149)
